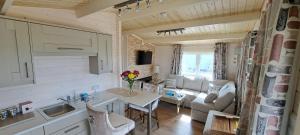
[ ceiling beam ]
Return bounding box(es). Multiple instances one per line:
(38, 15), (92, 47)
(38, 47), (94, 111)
(0, 0), (13, 14)
(119, 0), (209, 21)
(124, 11), (260, 34)
(75, 0), (128, 17)
(144, 32), (247, 43)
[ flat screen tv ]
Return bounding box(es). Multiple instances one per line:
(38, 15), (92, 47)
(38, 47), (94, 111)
(136, 50), (152, 65)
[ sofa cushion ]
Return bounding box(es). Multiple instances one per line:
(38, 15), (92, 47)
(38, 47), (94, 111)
(191, 95), (215, 113)
(168, 74), (184, 88)
(165, 79), (176, 88)
(219, 81), (235, 96)
(212, 80), (230, 86)
(180, 89), (203, 107)
(204, 92), (218, 103)
(214, 81), (235, 110)
(201, 79), (210, 93)
(211, 80), (230, 91)
(183, 77), (203, 91)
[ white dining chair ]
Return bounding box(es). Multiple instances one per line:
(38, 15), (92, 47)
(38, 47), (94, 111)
(86, 103), (135, 135)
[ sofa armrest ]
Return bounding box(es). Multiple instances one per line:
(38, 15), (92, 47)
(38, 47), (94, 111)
(209, 80), (230, 91)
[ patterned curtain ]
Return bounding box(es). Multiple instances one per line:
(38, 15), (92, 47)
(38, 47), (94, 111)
(170, 44), (182, 75)
(214, 42), (228, 80)
(236, 31), (259, 135)
(236, 0), (300, 134)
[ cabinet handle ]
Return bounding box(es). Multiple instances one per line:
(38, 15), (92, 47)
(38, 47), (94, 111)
(64, 125), (80, 134)
(25, 62), (29, 78)
(100, 60), (104, 70)
(111, 102), (114, 113)
(57, 47), (84, 50)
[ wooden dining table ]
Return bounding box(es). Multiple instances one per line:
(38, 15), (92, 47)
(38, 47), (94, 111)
(107, 88), (162, 135)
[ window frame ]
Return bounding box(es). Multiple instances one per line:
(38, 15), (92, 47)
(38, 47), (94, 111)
(181, 51), (214, 80)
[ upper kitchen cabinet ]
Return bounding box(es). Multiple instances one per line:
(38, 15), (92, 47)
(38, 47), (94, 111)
(0, 18), (34, 88)
(89, 34), (113, 74)
(29, 23), (98, 55)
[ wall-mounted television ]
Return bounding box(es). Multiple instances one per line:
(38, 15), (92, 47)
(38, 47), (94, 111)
(136, 50), (152, 65)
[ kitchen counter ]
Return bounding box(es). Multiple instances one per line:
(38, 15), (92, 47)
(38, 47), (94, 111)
(0, 91), (119, 135)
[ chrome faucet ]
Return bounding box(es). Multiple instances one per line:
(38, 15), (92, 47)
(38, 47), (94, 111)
(57, 96), (71, 104)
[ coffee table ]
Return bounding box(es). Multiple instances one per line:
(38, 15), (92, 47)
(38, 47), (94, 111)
(204, 111), (239, 135)
(160, 88), (186, 113)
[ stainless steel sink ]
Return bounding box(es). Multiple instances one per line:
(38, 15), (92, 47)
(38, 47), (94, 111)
(42, 104), (75, 118)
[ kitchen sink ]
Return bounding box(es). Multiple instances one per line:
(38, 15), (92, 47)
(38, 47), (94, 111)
(42, 104), (75, 118)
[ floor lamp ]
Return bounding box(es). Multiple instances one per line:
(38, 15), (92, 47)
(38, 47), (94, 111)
(153, 66), (160, 83)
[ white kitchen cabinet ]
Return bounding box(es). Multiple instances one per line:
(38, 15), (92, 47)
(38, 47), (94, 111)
(29, 23), (97, 55)
(51, 120), (89, 135)
(17, 127), (44, 135)
(44, 111), (88, 135)
(98, 34), (113, 73)
(89, 34), (113, 74)
(0, 18), (34, 88)
(76, 129), (89, 135)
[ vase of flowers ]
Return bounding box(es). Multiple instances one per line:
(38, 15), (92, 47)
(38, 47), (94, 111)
(121, 70), (139, 95)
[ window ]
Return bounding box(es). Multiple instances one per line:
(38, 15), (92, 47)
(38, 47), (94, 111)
(181, 52), (214, 80)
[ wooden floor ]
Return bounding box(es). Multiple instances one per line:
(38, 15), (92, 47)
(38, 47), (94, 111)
(132, 101), (205, 135)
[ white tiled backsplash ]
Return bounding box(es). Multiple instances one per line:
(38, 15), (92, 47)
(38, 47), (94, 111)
(0, 56), (119, 109)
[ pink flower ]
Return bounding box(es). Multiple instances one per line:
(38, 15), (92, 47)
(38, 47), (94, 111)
(121, 71), (130, 76)
(133, 70), (139, 76)
(121, 70), (139, 79)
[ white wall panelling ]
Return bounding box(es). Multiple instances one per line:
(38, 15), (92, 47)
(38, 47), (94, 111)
(154, 45), (174, 80)
(0, 6), (121, 109)
(0, 56), (119, 109)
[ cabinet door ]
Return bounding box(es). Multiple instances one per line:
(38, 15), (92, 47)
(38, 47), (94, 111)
(98, 34), (113, 73)
(44, 111), (88, 135)
(30, 23), (97, 55)
(0, 18), (34, 88)
(75, 129), (89, 135)
(17, 127), (45, 135)
(51, 120), (89, 135)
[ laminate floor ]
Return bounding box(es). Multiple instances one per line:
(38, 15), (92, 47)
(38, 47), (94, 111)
(132, 101), (205, 135)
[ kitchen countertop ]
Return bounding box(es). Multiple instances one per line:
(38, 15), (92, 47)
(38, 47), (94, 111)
(0, 91), (119, 135)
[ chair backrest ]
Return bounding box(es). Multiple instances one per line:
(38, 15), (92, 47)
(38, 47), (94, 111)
(86, 103), (114, 135)
(152, 99), (159, 110)
(143, 83), (155, 92)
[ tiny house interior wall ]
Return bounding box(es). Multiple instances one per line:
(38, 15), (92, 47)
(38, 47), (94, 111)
(0, 56), (119, 109)
(0, 6), (121, 109)
(126, 34), (155, 78)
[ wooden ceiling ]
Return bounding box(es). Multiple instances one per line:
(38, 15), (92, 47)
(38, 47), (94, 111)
(121, 0), (263, 30)
(2, 0), (265, 45)
(13, 0), (89, 9)
(119, 0), (264, 44)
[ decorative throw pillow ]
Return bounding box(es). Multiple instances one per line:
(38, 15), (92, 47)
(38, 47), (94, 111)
(204, 92), (218, 103)
(165, 79), (176, 88)
(168, 74), (184, 88)
(208, 83), (223, 92)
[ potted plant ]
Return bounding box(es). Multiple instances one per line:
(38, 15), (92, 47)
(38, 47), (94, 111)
(121, 70), (140, 95)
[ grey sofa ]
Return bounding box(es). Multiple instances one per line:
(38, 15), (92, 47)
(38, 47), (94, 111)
(159, 75), (236, 122)
(191, 81), (236, 122)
